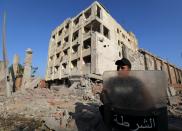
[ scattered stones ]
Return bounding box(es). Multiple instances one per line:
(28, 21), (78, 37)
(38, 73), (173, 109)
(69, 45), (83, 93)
(1, 79), (182, 130)
(0, 85), (105, 131)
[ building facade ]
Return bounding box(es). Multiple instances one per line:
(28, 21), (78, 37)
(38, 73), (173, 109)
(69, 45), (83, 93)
(46, 1), (138, 81)
(46, 1), (182, 90)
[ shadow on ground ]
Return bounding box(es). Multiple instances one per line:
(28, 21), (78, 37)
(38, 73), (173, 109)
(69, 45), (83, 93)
(69, 102), (108, 131)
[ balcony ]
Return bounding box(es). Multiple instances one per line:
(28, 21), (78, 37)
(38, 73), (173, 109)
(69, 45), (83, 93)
(72, 30), (79, 42)
(83, 8), (93, 25)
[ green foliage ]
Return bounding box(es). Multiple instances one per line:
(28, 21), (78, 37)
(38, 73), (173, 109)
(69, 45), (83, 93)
(8, 64), (24, 80)
(31, 66), (38, 77)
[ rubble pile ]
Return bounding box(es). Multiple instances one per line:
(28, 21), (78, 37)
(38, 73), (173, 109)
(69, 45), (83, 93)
(168, 94), (182, 118)
(0, 85), (106, 131)
(1, 77), (182, 131)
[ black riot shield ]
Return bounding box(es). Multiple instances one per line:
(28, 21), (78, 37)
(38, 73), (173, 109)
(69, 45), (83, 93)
(101, 70), (168, 131)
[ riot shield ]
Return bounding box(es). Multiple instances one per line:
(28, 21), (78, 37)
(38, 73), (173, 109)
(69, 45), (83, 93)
(102, 70), (168, 131)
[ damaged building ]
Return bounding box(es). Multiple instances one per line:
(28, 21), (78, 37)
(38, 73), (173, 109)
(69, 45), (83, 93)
(46, 1), (138, 82)
(46, 1), (182, 92)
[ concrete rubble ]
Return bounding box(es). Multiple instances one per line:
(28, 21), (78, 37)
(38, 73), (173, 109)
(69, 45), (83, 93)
(1, 72), (182, 129)
(0, 81), (182, 131)
(0, 82), (107, 131)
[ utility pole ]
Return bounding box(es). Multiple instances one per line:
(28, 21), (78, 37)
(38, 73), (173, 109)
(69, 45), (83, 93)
(2, 12), (11, 97)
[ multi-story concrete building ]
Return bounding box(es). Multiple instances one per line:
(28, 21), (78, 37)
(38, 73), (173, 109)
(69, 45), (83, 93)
(46, 1), (139, 82)
(46, 1), (182, 91)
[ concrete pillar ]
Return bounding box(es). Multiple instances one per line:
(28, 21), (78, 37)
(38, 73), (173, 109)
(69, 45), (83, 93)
(143, 52), (148, 70)
(91, 3), (97, 17)
(99, 5), (103, 20)
(58, 26), (65, 79)
(100, 24), (103, 35)
(52, 33), (57, 80)
(13, 54), (19, 77)
(79, 14), (84, 75)
(174, 68), (179, 84)
(68, 20), (73, 76)
(176, 69), (181, 83)
(167, 63), (172, 85)
(52, 54), (56, 80)
(22, 48), (32, 88)
(153, 57), (157, 70)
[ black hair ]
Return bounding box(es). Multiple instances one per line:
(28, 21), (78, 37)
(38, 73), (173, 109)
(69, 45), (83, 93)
(115, 58), (131, 70)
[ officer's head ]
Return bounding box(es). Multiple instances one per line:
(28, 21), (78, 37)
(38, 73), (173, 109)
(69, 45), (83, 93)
(115, 58), (131, 71)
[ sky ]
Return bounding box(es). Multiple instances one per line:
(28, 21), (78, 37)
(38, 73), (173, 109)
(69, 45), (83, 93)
(0, 0), (182, 78)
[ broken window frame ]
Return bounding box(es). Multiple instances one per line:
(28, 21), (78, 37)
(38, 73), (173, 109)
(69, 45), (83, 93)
(84, 20), (101, 34)
(49, 56), (54, 61)
(71, 59), (77, 69)
(84, 23), (91, 34)
(96, 5), (101, 18)
(63, 49), (68, 56)
(56, 53), (60, 59)
(55, 65), (60, 72)
(83, 38), (91, 50)
(58, 28), (63, 36)
(52, 34), (55, 40)
(62, 63), (67, 70)
(57, 41), (61, 47)
(84, 8), (91, 19)
(83, 55), (91, 65)
(91, 20), (101, 33)
(64, 36), (69, 43)
(72, 44), (79, 54)
(65, 23), (69, 30)
(103, 26), (110, 39)
(72, 30), (79, 41)
(73, 14), (82, 26)
(117, 28), (120, 34)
